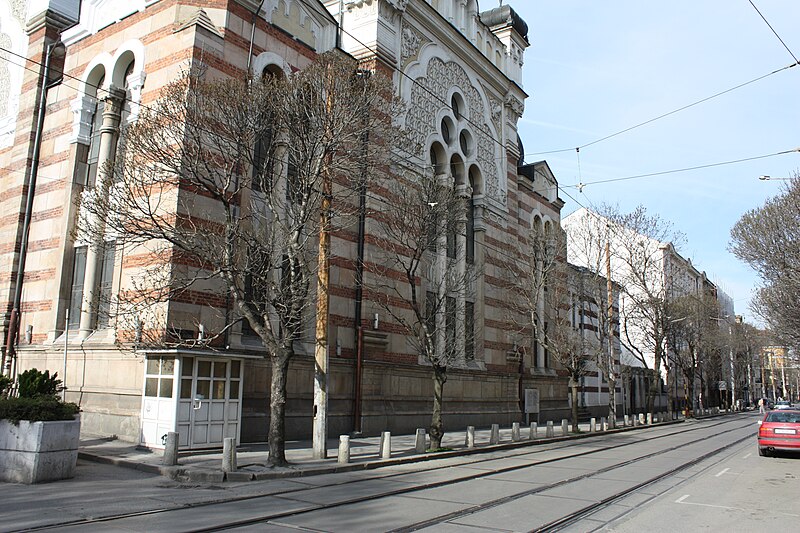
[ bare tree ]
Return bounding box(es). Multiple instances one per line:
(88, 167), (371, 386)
(505, 221), (593, 432)
(77, 53), (396, 465)
(730, 174), (800, 348)
(572, 206), (684, 414)
(666, 293), (721, 414)
(369, 172), (476, 449)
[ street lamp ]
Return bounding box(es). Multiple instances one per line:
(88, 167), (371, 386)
(758, 175), (793, 181)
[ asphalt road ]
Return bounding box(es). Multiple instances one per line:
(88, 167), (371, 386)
(4, 413), (791, 533)
(570, 416), (800, 532)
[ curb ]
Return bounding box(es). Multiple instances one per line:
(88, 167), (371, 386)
(79, 417), (690, 483)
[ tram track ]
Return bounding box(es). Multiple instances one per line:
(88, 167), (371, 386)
(14, 415), (755, 533)
(387, 419), (755, 533)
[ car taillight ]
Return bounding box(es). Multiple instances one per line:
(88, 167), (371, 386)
(759, 426), (770, 436)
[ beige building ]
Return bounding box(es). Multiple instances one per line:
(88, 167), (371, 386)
(1, 0), (569, 449)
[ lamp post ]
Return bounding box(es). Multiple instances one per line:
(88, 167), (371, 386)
(758, 175), (793, 181)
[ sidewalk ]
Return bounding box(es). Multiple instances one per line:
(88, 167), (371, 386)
(79, 414), (685, 483)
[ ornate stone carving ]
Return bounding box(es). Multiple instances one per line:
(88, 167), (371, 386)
(124, 72), (146, 124)
(406, 58), (504, 204)
(71, 95), (97, 145)
(0, 33), (11, 118)
(385, 0), (409, 10)
(10, 0), (26, 23)
(487, 94), (502, 141)
(400, 23), (425, 68)
(504, 92), (524, 119)
(346, 0), (378, 20)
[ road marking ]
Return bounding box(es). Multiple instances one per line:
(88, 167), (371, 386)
(715, 468), (729, 477)
(742, 453), (752, 459)
(675, 495), (800, 517)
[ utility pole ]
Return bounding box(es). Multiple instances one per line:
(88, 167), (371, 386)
(312, 64), (335, 459)
(605, 228), (617, 428)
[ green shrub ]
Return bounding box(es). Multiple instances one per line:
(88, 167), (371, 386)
(18, 368), (62, 399)
(0, 397), (79, 423)
(0, 375), (11, 397)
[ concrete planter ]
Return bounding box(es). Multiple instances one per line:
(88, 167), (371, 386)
(0, 416), (80, 483)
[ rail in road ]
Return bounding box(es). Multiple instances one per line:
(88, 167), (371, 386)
(14, 415), (757, 533)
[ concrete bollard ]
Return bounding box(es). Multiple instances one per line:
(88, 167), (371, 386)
(561, 419), (569, 436)
(638, 413), (645, 425)
(512, 422), (521, 442)
(647, 413), (653, 425)
(415, 428), (426, 453)
(490, 424), (500, 444)
(546, 421), (554, 438)
(624, 414), (630, 427)
(466, 426), (476, 448)
(600, 417), (607, 431)
(338, 435), (350, 464)
(590, 417), (596, 432)
(529, 422), (538, 440)
(222, 437), (237, 472)
(380, 431), (391, 459)
(163, 432), (179, 466)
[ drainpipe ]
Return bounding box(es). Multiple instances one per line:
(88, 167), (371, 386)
(352, 69), (370, 435)
(3, 40), (65, 378)
(246, 0), (267, 76)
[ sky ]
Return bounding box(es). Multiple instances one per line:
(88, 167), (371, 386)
(511, 1), (800, 324)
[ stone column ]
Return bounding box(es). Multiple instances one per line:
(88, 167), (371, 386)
(78, 88), (124, 339)
(454, 184), (469, 365)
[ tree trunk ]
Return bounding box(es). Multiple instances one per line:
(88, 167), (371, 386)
(608, 373), (617, 428)
(570, 380), (579, 432)
(267, 354), (291, 466)
(429, 368), (446, 450)
(646, 356), (662, 413)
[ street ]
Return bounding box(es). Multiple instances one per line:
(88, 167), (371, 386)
(3, 413), (796, 532)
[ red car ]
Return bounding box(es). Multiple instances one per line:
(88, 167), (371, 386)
(758, 409), (800, 456)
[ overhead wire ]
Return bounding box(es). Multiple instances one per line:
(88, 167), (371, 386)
(3, 6), (796, 220)
(562, 148), (800, 189)
(747, 0), (800, 65)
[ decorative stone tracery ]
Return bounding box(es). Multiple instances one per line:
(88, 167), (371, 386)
(406, 57), (504, 204)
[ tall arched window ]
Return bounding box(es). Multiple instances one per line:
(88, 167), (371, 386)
(68, 46), (144, 336)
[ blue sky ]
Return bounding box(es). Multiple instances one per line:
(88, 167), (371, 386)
(512, 1), (800, 323)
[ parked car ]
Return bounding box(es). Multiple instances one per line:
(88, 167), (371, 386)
(774, 401), (793, 410)
(758, 409), (800, 456)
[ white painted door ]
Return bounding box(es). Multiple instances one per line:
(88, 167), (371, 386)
(177, 357), (242, 449)
(140, 357), (178, 448)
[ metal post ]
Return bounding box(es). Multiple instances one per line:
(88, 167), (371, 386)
(62, 310), (68, 401)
